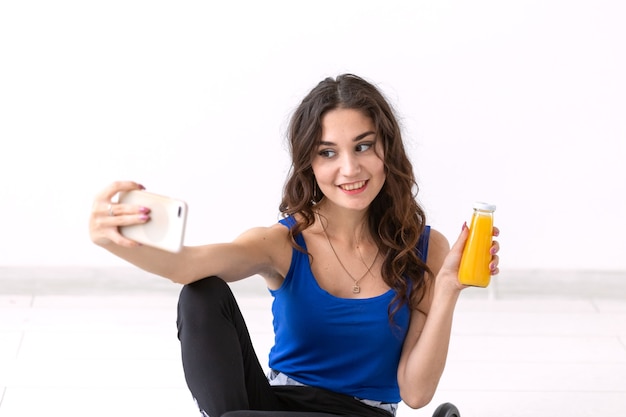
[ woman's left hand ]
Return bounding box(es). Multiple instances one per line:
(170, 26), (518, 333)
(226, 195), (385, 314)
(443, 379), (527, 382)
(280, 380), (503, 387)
(438, 223), (500, 292)
(489, 226), (500, 275)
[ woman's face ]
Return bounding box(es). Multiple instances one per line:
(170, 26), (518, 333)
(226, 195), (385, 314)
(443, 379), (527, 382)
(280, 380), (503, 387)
(311, 108), (386, 213)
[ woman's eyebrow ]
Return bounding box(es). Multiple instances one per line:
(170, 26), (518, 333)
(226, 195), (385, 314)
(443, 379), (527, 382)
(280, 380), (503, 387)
(318, 131), (376, 146)
(354, 131), (376, 141)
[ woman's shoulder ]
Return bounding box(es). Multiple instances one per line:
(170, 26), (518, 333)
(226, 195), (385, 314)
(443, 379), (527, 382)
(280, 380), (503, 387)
(230, 221), (294, 285)
(427, 227), (449, 249)
(425, 227), (450, 272)
(237, 220), (292, 245)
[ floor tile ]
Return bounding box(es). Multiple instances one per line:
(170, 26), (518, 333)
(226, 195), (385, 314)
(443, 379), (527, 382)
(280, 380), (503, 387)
(452, 311), (626, 337)
(449, 334), (626, 362)
(0, 334), (21, 361)
(22, 306), (178, 332)
(17, 331), (180, 360)
(0, 296), (32, 308)
(456, 297), (598, 313)
(31, 294), (180, 309)
(440, 361), (626, 392)
(0, 308), (30, 332)
(1, 357), (187, 389)
(593, 298), (626, 313)
(0, 387), (198, 417)
(400, 390), (626, 417)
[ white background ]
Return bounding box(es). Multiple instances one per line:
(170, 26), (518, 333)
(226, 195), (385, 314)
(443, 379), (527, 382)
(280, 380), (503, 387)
(1, 0), (624, 271)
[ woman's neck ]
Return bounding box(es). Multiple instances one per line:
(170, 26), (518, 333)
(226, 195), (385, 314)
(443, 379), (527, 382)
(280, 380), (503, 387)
(314, 201), (371, 246)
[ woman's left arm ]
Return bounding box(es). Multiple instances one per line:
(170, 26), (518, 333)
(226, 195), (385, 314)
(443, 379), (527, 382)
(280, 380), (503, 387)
(397, 224), (500, 409)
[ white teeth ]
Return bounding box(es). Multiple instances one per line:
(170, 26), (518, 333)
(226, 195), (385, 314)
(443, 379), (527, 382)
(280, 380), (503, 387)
(341, 181), (366, 191)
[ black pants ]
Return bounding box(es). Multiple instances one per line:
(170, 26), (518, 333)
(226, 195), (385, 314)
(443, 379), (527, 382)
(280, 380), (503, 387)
(176, 276), (392, 417)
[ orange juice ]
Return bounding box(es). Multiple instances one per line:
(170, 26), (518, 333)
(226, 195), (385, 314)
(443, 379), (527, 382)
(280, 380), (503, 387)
(458, 202), (496, 287)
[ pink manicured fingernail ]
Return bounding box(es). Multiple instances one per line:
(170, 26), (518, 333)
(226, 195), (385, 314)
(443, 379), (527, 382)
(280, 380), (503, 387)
(139, 214), (149, 221)
(139, 206), (149, 213)
(138, 184), (146, 190)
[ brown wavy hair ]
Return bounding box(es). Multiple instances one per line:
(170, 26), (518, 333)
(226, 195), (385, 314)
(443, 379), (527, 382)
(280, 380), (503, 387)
(279, 74), (432, 319)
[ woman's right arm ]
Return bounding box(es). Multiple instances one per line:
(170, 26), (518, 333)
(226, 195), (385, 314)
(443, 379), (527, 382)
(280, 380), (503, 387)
(89, 181), (289, 285)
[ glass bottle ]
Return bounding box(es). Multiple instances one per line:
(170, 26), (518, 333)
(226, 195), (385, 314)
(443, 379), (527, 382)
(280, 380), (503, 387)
(458, 202), (496, 287)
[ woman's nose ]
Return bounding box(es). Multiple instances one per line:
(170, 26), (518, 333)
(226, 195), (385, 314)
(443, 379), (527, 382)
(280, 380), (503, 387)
(340, 153), (361, 176)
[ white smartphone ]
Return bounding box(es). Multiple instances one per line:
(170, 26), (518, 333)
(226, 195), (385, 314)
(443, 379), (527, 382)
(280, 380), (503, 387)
(118, 190), (188, 253)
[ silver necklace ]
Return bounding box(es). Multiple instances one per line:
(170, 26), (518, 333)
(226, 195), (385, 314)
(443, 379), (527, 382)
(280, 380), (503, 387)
(319, 215), (379, 294)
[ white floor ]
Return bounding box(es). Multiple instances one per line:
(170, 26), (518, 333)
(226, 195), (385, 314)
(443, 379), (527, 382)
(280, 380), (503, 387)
(0, 267), (625, 417)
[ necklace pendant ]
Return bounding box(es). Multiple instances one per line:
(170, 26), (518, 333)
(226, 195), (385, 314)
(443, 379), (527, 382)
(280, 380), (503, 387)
(352, 284), (361, 294)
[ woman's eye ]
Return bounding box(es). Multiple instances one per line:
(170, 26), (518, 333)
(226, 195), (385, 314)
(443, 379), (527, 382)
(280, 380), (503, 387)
(318, 149), (336, 158)
(356, 142), (373, 152)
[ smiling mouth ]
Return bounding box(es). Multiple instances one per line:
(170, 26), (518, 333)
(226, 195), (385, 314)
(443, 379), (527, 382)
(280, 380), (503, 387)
(339, 180), (367, 191)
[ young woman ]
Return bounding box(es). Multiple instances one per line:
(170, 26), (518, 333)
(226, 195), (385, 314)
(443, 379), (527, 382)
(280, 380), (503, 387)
(89, 74), (500, 417)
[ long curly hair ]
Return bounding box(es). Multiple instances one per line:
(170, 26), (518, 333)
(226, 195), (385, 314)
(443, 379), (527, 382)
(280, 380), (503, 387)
(279, 74), (432, 319)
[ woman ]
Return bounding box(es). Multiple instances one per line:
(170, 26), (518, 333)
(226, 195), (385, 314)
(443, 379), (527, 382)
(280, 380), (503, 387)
(89, 74), (500, 417)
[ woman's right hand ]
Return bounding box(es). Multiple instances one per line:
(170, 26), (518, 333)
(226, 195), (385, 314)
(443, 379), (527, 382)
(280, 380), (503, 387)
(89, 181), (150, 248)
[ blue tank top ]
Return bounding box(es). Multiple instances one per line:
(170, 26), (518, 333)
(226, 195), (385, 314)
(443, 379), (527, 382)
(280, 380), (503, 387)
(268, 216), (430, 403)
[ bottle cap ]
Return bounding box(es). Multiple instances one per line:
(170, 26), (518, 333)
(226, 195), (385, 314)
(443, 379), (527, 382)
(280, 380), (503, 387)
(473, 201), (496, 212)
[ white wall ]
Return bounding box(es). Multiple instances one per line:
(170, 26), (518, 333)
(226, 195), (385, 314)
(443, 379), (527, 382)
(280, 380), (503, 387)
(1, 0), (624, 270)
